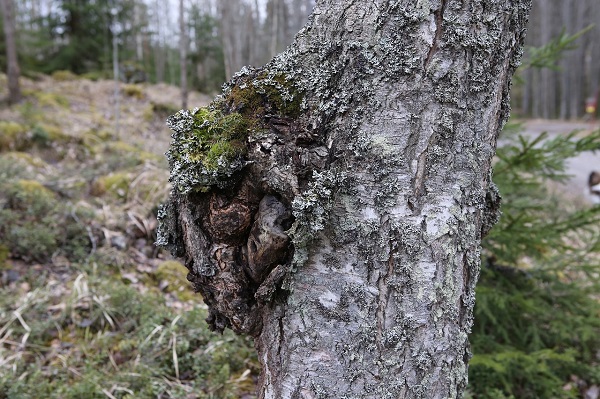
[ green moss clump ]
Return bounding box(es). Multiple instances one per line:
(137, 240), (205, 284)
(0, 120), (27, 136)
(164, 71), (303, 194)
(155, 260), (188, 280)
(150, 102), (180, 119)
(227, 71), (303, 118)
(99, 141), (159, 161)
(3, 152), (48, 169)
(90, 172), (132, 199)
(166, 108), (249, 194)
(9, 179), (56, 211)
(122, 84), (145, 100)
(80, 70), (108, 81)
(154, 260), (194, 300)
(142, 104), (155, 121)
(51, 70), (78, 81)
(163, 70), (303, 195)
(91, 141), (162, 171)
(31, 91), (70, 108)
(0, 121), (28, 151)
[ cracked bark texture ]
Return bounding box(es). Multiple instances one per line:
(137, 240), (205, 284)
(158, 0), (531, 398)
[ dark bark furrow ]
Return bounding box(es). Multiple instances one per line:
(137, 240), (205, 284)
(424, 0), (448, 70)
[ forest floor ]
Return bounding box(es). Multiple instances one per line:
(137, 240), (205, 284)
(0, 73), (258, 399)
(1, 72), (599, 398)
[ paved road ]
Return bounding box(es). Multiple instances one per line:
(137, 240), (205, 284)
(515, 119), (600, 203)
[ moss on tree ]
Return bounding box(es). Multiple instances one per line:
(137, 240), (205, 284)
(165, 68), (304, 195)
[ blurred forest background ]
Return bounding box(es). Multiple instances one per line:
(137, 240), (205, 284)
(1, 1), (600, 398)
(0, 0), (313, 95)
(1, 0), (600, 116)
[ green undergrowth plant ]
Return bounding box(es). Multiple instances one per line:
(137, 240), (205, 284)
(521, 26), (594, 72)
(468, 126), (600, 398)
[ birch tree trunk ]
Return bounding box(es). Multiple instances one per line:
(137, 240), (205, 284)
(158, 1), (531, 398)
(1, 0), (21, 105)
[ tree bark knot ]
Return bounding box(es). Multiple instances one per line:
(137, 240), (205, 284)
(157, 67), (331, 336)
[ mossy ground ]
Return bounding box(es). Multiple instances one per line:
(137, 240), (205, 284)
(0, 73), (258, 398)
(0, 270), (258, 399)
(154, 260), (196, 301)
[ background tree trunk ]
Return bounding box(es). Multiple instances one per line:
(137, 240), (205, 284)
(158, 1), (531, 398)
(218, 0), (234, 79)
(153, 0), (165, 83)
(559, 0), (573, 120)
(134, 2), (144, 63)
(1, 0), (21, 105)
(179, 0), (188, 109)
(569, 2), (587, 119)
(269, 0), (279, 58)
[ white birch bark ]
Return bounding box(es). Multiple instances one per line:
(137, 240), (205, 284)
(158, 1), (531, 398)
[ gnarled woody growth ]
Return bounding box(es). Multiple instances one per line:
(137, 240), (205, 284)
(157, 67), (324, 335)
(158, 1), (531, 398)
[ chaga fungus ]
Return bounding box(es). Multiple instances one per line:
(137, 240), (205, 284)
(157, 67), (329, 336)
